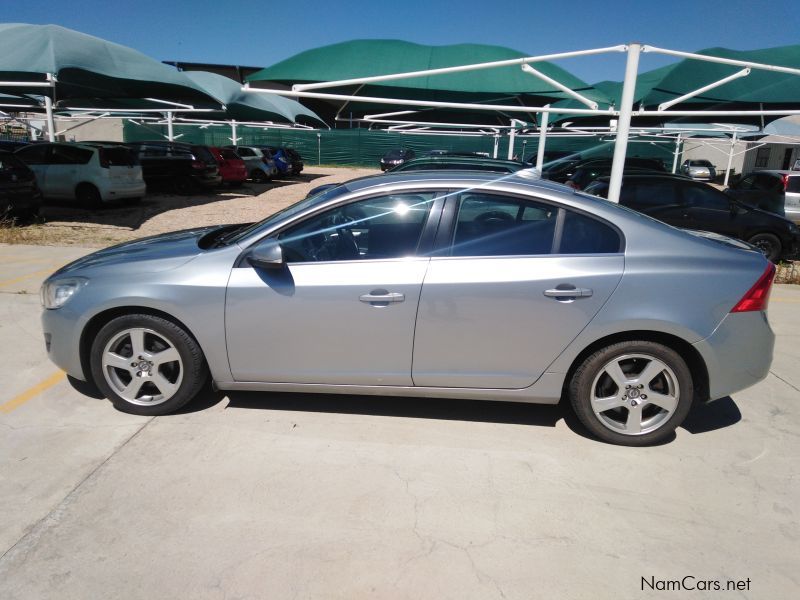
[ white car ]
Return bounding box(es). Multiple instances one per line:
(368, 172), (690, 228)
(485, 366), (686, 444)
(14, 142), (145, 205)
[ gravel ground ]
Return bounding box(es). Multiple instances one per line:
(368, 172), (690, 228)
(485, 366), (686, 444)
(1, 167), (378, 248)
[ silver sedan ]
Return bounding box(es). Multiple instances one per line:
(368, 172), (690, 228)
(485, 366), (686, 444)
(40, 171), (776, 446)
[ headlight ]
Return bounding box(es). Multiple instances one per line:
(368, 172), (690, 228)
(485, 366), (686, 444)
(40, 277), (88, 309)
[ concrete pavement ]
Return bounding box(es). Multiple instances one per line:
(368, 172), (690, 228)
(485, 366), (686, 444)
(1, 243), (798, 599)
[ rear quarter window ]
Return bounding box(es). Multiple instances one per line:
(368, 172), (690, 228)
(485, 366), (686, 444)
(559, 211), (621, 254)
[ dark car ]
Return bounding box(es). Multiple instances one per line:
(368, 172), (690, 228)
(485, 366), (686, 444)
(126, 141), (221, 194)
(584, 173), (800, 262)
(389, 156), (527, 174)
(566, 163), (666, 191)
(260, 146), (303, 176)
(545, 156), (665, 183)
(725, 170), (800, 224)
(380, 148), (415, 171)
(0, 140), (29, 153)
(0, 149), (42, 219)
(424, 150), (490, 158)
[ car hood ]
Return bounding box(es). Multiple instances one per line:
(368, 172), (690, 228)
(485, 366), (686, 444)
(51, 226), (221, 278)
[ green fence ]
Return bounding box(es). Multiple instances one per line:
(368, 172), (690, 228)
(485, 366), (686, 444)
(122, 121), (678, 168)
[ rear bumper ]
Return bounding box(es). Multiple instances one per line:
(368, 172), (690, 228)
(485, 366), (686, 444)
(693, 310), (774, 400)
(97, 179), (147, 201)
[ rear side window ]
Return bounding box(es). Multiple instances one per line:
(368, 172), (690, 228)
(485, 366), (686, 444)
(682, 184), (730, 210)
(237, 147), (256, 157)
(451, 193), (557, 256)
(221, 148), (240, 160)
(191, 146), (215, 163)
(101, 147), (138, 166)
(754, 173), (782, 191)
(559, 211), (621, 254)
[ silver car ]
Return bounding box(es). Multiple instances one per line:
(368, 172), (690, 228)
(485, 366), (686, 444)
(40, 171), (776, 446)
(681, 159), (717, 181)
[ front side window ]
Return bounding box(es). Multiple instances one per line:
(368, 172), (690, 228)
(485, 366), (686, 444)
(15, 144), (50, 165)
(50, 145), (92, 165)
(451, 193), (557, 256)
(682, 184), (730, 210)
(278, 193), (436, 262)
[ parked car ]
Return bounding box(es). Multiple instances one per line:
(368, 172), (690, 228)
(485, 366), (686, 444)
(566, 164), (665, 191)
(0, 140), (29, 152)
(681, 159), (717, 181)
(380, 148), (415, 171)
(208, 147), (247, 186)
(584, 173), (800, 261)
(260, 146), (303, 176)
(0, 149), (42, 218)
(424, 150), (490, 158)
(725, 170), (800, 224)
(223, 145), (277, 183)
(125, 141), (220, 194)
(544, 156), (665, 183)
(15, 142), (145, 205)
(389, 156), (528, 174)
(41, 171), (776, 446)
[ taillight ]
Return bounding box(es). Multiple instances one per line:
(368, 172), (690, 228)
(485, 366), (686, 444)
(98, 149), (109, 168)
(782, 174), (789, 190)
(731, 263), (776, 313)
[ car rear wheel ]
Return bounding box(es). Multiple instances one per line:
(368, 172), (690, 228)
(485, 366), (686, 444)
(250, 169), (267, 183)
(76, 183), (102, 208)
(569, 341), (693, 446)
(747, 233), (782, 262)
(90, 314), (208, 416)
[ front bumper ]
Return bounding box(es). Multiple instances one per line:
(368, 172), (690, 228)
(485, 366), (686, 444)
(693, 310), (774, 400)
(41, 305), (87, 380)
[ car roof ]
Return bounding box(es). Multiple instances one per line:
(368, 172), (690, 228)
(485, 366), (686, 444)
(399, 156), (524, 167)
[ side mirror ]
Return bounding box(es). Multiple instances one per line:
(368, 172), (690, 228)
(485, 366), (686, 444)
(248, 239), (284, 269)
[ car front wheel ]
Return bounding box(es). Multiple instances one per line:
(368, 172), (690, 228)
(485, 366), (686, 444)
(90, 314), (208, 416)
(568, 341), (694, 446)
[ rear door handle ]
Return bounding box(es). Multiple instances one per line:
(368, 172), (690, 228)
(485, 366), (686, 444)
(544, 287), (593, 299)
(359, 290), (405, 304)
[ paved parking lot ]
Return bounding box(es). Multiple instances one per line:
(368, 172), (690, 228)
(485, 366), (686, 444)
(1, 243), (799, 599)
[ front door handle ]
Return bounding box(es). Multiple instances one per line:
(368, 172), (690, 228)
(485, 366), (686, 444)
(359, 290), (405, 304)
(544, 286), (593, 299)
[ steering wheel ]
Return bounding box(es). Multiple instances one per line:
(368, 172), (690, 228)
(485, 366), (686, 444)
(475, 210), (515, 224)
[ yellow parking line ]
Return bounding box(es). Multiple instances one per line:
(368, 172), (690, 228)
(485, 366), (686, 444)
(0, 266), (56, 288)
(0, 371), (65, 414)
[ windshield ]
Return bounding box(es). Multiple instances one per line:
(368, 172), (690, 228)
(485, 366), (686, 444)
(223, 184), (351, 245)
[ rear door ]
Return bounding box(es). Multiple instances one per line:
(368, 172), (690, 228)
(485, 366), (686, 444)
(679, 182), (741, 237)
(411, 191), (624, 389)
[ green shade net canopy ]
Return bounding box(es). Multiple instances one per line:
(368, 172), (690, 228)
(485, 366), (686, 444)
(182, 71), (325, 126)
(247, 39), (611, 126)
(0, 23), (220, 109)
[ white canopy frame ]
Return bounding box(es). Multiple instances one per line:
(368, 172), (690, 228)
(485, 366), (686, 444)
(245, 42), (800, 202)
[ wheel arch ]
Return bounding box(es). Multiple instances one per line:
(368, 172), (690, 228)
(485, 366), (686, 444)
(561, 330), (710, 404)
(79, 305), (204, 386)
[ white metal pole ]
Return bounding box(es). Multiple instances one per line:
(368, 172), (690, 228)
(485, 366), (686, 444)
(44, 95), (56, 142)
(536, 105), (550, 171)
(507, 123), (516, 160)
(231, 119), (238, 144)
(607, 43), (642, 204)
(724, 130), (738, 186)
(317, 133), (321, 165)
(492, 134), (499, 159)
(166, 111), (174, 141)
(672, 133), (682, 173)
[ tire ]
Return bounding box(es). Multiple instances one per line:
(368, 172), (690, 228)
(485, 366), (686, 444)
(90, 314), (208, 416)
(76, 183), (103, 208)
(122, 197), (142, 205)
(747, 232), (782, 262)
(568, 340), (694, 446)
(173, 176), (196, 195)
(250, 169), (267, 183)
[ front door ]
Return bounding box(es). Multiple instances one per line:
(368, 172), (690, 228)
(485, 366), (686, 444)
(411, 191), (624, 389)
(225, 192), (439, 385)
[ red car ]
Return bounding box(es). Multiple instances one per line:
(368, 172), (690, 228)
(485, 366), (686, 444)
(209, 147), (247, 186)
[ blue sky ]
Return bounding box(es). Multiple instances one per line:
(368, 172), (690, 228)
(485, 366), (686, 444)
(6, 0), (800, 83)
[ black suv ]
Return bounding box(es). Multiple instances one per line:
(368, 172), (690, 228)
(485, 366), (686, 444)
(380, 148), (415, 171)
(545, 156), (665, 183)
(584, 173), (800, 262)
(0, 150), (42, 219)
(125, 141), (221, 193)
